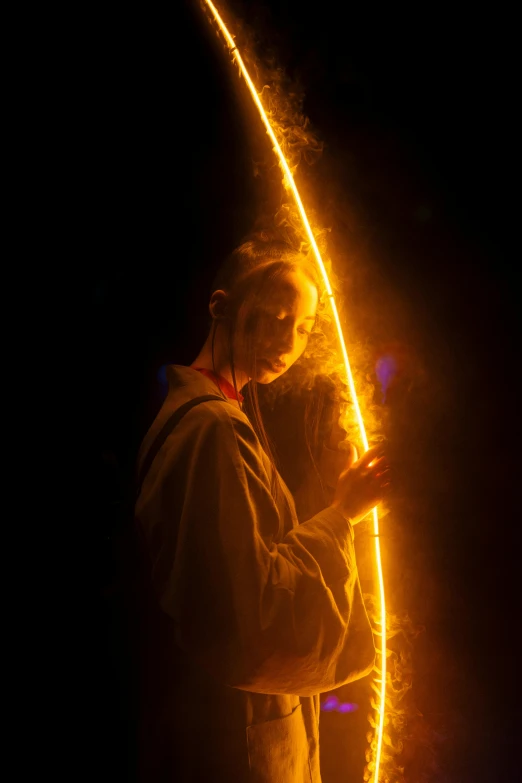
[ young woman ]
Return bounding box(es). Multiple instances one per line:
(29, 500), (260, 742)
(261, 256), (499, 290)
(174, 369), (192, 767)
(134, 231), (390, 782)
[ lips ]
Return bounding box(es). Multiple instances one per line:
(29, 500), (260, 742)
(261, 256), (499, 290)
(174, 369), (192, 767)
(262, 358), (287, 372)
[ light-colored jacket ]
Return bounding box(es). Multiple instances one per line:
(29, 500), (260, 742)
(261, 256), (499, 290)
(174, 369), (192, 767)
(135, 365), (375, 782)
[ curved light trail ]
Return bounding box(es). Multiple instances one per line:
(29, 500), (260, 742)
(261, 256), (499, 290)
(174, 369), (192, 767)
(201, 3), (387, 780)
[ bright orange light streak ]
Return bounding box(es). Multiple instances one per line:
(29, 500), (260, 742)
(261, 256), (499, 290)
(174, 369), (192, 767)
(202, 2), (387, 780)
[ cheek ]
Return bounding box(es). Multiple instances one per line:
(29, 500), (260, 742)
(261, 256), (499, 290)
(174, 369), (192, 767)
(252, 328), (275, 356)
(241, 311), (269, 348)
(292, 336), (309, 361)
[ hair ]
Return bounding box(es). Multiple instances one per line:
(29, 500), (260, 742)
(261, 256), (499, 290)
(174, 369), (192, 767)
(209, 228), (333, 510)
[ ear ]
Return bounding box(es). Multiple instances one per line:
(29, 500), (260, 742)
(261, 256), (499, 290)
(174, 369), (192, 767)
(209, 289), (229, 320)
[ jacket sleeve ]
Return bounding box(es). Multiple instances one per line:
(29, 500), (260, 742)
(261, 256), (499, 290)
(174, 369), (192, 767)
(145, 405), (375, 696)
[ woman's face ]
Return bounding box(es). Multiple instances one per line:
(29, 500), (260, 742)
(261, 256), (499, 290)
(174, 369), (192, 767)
(235, 268), (319, 384)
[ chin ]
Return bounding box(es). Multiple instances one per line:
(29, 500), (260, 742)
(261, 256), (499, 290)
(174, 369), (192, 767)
(254, 367), (286, 384)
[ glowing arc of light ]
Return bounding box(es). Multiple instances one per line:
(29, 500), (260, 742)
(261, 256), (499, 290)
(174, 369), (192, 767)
(201, 3), (387, 780)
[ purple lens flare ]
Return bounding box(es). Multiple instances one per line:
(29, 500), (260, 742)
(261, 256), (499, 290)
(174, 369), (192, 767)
(375, 354), (398, 403)
(321, 694), (359, 713)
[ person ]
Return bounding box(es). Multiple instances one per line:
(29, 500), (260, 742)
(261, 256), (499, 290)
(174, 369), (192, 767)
(134, 230), (390, 782)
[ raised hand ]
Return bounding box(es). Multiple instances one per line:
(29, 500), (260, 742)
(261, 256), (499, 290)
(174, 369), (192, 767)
(331, 443), (390, 525)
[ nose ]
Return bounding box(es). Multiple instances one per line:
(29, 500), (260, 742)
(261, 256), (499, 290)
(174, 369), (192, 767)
(275, 321), (295, 354)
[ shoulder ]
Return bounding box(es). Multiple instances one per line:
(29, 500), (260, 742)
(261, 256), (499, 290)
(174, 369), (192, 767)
(181, 399), (262, 459)
(185, 397), (250, 430)
(187, 400), (272, 483)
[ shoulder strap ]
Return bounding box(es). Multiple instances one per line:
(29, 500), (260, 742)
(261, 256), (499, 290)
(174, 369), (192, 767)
(136, 394), (226, 497)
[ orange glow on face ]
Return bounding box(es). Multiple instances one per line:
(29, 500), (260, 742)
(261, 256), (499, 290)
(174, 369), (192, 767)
(245, 269), (319, 383)
(201, 3), (387, 780)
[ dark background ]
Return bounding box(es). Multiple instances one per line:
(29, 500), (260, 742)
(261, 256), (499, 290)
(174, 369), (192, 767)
(88, 1), (520, 781)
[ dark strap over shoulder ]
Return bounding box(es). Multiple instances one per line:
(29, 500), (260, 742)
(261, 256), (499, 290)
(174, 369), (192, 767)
(136, 394), (226, 497)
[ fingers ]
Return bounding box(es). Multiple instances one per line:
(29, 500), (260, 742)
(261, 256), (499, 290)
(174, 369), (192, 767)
(367, 451), (391, 500)
(368, 456), (388, 473)
(359, 442), (386, 467)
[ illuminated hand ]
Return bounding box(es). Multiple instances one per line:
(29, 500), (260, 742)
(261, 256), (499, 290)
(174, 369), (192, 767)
(331, 443), (390, 525)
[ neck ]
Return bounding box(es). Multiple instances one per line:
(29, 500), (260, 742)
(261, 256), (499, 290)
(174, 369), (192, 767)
(191, 331), (249, 400)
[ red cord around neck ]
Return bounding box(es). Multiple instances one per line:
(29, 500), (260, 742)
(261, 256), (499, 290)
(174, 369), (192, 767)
(190, 366), (244, 402)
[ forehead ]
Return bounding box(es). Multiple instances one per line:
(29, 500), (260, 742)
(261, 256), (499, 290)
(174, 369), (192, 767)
(264, 269), (318, 314)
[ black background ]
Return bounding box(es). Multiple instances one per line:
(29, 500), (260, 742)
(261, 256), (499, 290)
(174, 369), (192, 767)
(88, 2), (520, 781)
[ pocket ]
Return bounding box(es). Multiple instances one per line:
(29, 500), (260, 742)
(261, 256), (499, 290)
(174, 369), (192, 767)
(246, 702), (312, 783)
